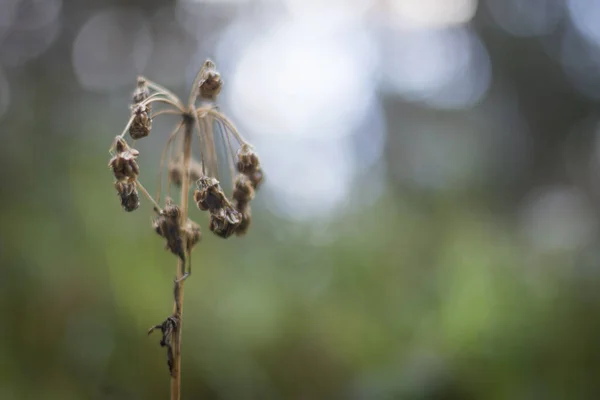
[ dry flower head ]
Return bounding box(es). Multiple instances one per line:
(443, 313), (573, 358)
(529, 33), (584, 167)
(107, 59), (265, 389)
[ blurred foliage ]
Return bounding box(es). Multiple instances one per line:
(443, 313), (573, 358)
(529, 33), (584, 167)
(4, 1), (600, 400)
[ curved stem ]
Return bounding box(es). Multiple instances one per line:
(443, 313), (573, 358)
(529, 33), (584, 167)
(217, 119), (236, 186)
(193, 110), (207, 175)
(143, 78), (184, 109)
(143, 97), (185, 113)
(117, 115), (136, 140)
(136, 180), (163, 212)
(140, 92), (173, 106)
(201, 114), (218, 179)
(151, 109), (183, 119)
(204, 108), (249, 146)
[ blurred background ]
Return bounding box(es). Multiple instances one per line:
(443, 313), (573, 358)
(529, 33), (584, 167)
(4, 0), (600, 399)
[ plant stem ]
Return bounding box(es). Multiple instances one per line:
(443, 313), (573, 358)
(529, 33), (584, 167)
(171, 115), (193, 400)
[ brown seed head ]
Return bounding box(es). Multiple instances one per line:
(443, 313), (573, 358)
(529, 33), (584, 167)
(168, 158), (203, 187)
(163, 198), (181, 220)
(233, 174), (255, 205)
(209, 206), (241, 239)
(184, 219), (202, 251)
(114, 181), (140, 212)
(236, 145), (261, 175)
(153, 200), (185, 261)
(109, 142), (140, 182)
(235, 204), (251, 236)
(133, 76), (151, 112)
(129, 104), (152, 140)
(248, 167), (264, 190)
(199, 71), (222, 100)
(199, 61), (223, 100)
(194, 176), (227, 212)
(114, 137), (128, 154)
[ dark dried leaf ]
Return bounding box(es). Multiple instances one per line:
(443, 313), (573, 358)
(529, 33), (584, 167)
(148, 315), (179, 376)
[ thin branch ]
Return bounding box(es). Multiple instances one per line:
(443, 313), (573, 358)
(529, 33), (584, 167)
(136, 180), (163, 212)
(151, 109), (183, 119)
(192, 110), (207, 175)
(140, 92), (174, 106)
(205, 108), (249, 146)
(143, 97), (185, 113)
(217, 119), (236, 186)
(143, 77), (185, 109)
(202, 114), (219, 179)
(117, 115), (136, 140)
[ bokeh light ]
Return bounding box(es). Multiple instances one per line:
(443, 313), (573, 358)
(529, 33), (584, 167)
(382, 26), (491, 109)
(486, 0), (565, 37)
(72, 7), (152, 92)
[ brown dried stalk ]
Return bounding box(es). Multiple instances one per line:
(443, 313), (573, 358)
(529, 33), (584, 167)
(108, 60), (264, 400)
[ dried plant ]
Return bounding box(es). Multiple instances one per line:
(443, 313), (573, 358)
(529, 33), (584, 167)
(108, 60), (263, 400)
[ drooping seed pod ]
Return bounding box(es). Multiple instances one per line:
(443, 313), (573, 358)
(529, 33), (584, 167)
(209, 206), (241, 239)
(132, 76), (151, 113)
(193, 176), (227, 212)
(183, 219), (202, 251)
(235, 204), (251, 236)
(129, 104), (152, 140)
(236, 144), (260, 175)
(199, 62), (223, 100)
(168, 158), (203, 187)
(162, 198), (181, 220)
(114, 137), (127, 153)
(153, 200), (185, 261)
(114, 181), (140, 212)
(109, 138), (140, 182)
(232, 174), (255, 205)
(248, 167), (264, 190)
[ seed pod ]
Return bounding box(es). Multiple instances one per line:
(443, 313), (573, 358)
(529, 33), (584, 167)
(129, 104), (152, 140)
(209, 206), (241, 239)
(249, 167), (264, 190)
(235, 204), (251, 236)
(114, 137), (128, 154)
(232, 174), (255, 205)
(193, 176), (227, 212)
(153, 200), (185, 261)
(163, 198), (181, 220)
(184, 219), (202, 251)
(109, 139), (140, 182)
(199, 64), (223, 100)
(133, 76), (151, 113)
(236, 145), (260, 175)
(168, 158), (203, 187)
(114, 181), (140, 212)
